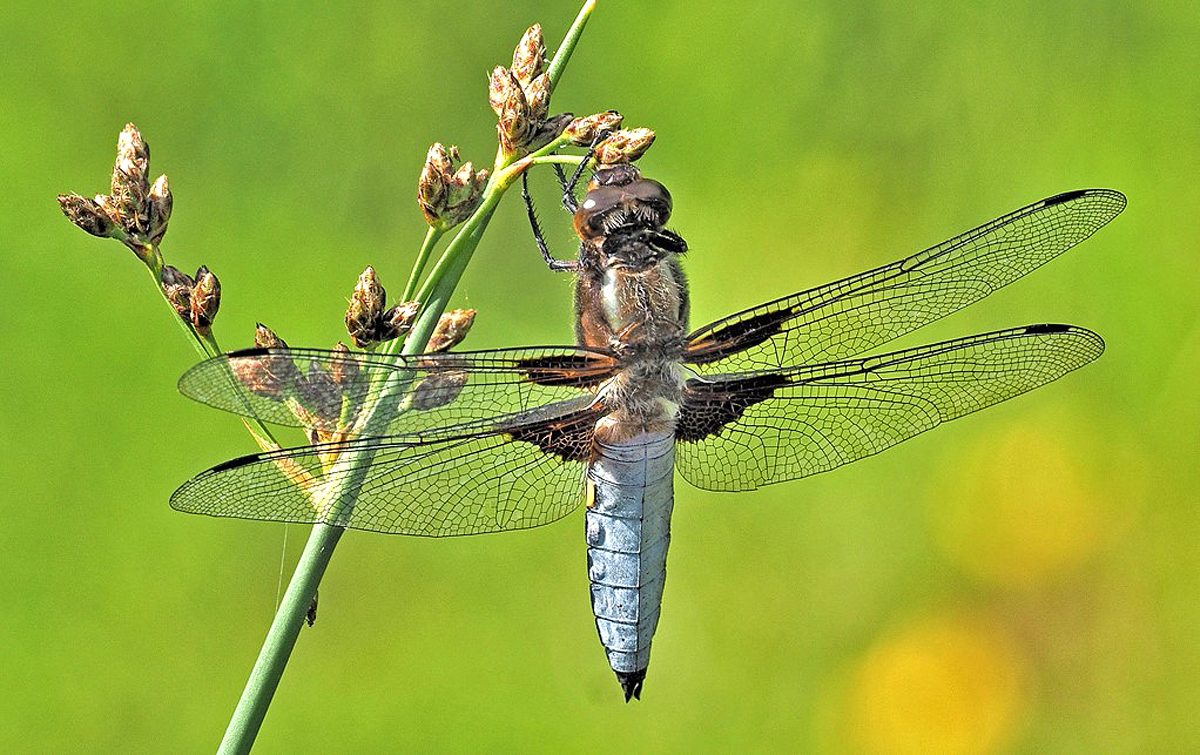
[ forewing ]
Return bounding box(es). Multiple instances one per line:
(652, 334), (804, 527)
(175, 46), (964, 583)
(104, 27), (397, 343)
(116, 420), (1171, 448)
(675, 325), (1104, 491)
(684, 190), (1124, 373)
(177, 345), (616, 437)
(170, 396), (603, 536)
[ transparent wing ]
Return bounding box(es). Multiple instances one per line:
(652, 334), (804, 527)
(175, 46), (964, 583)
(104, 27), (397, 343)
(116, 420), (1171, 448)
(170, 396), (603, 536)
(177, 345), (617, 437)
(675, 324), (1103, 491)
(684, 190), (1124, 373)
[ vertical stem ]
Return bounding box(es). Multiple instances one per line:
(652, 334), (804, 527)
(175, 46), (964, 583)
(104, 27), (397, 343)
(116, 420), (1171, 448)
(401, 226), (445, 303)
(215, 4), (597, 751)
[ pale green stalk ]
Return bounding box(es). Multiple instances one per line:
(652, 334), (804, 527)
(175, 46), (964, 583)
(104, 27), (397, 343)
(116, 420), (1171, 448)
(216, 3), (597, 752)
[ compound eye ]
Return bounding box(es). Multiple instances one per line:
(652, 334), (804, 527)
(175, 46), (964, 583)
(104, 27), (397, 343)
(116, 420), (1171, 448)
(629, 179), (672, 222)
(574, 185), (623, 238)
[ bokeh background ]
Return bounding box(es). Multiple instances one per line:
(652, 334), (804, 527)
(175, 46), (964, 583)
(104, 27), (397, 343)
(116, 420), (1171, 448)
(4, 1), (1196, 751)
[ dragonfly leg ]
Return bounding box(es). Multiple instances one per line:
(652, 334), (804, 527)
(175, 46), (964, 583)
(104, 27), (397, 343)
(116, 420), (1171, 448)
(556, 129), (613, 213)
(522, 170), (579, 273)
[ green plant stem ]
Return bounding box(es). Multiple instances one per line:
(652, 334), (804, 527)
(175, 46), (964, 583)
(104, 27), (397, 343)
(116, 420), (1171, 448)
(401, 226), (444, 303)
(546, 0), (595, 90)
(215, 5), (597, 750)
(140, 254), (286, 451)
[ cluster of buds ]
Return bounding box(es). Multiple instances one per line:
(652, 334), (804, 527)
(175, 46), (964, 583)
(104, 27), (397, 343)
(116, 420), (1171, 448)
(563, 111), (655, 164)
(417, 143), (489, 229)
(489, 24), (573, 157)
(160, 264), (222, 336)
(344, 267), (420, 348)
(57, 123), (173, 262)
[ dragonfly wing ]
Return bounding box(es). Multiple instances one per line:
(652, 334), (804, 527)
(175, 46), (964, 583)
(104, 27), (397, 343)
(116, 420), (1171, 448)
(177, 345), (617, 437)
(675, 325), (1103, 491)
(170, 395), (605, 536)
(684, 190), (1124, 373)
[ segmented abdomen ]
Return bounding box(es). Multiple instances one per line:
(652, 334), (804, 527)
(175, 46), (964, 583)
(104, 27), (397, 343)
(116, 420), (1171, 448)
(585, 429), (675, 698)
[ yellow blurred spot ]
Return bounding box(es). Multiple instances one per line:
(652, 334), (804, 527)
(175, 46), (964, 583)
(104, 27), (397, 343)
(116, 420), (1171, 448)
(846, 614), (1028, 755)
(930, 413), (1140, 588)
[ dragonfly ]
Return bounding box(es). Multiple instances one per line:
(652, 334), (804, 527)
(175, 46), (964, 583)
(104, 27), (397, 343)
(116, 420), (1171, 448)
(171, 164), (1125, 701)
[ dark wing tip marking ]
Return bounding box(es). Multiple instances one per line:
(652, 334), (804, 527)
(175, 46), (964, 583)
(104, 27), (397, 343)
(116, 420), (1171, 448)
(1023, 323), (1071, 334)
(1044, 189), (1090, 206)
(1042, 188), (1127, 211)
(208, 452), (266, 474)
(228, 346), (272, 358)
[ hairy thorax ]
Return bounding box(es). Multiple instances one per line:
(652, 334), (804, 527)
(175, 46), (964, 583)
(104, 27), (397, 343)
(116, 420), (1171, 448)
(577, 252), (690, 444)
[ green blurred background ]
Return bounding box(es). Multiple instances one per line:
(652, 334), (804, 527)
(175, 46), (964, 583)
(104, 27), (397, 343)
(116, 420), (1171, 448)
(4, 1), (1196, 751)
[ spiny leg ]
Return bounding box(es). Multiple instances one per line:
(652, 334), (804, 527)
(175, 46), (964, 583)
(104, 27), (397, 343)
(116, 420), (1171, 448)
(556, 131), (611, 213)
(522, 170), (578, 272)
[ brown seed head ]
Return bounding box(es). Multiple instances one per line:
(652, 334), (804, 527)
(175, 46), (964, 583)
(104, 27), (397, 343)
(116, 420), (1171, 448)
(233, 324), (299, 400)
(511, 24), (546, 87)
(58, 193), (116, 238)
(427, 308), (476, 352)
(110, 123), (151, 237)
(380, 300), (420, 342)
(418, 144), (487, 228)
(565, 111), (624, 147)
(409, 369), (469, 411)
(490, 67), (533, 156)
(417, 143), (451, 224)
(160, 265), (194, 320)
(345, 266), (389, 347)
(594, 128), (657, 164)
(148, 174), (172, 245)
(526, 113), (574, 153)
(296, 362), (342, 426)
(327, 341), (360, 386)
(254, 322), (288, 348)
(524, 73), (552, 123)
(190, 266), (221, 336)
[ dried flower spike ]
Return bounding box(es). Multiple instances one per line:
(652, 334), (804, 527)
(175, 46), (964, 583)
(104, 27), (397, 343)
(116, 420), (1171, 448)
(345, 267), (390, 347)
(110, 123), (152, 238)
(381, 300), (420, 342)
(160, 265), (194, 321)
(409, 369), (469, 411)
(427, 308), (476, 352)
(148, 174), (173, 245)
(485, 26), (573, 158)
(57, 194), (116, 238)
(490, 66), (534, 157)
(190, 266), (221, 336)
(233, 323), (299, 399)
(418, 143), (488, 228)
(565, 111), (624, 147)
(254, 323), (288, 349)
(327, 342), (359, 387)
(594, 128), (657, 164)
(511, 24), (546, 87)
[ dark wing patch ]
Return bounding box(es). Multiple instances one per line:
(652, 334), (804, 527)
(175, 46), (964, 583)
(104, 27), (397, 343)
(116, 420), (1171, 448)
(683, 189), (1124, 374)
(684, 307), (797, 366)
(676, 374), (792, 441)
(514, 353), (617, 387)
(506, 401), (607, 462)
